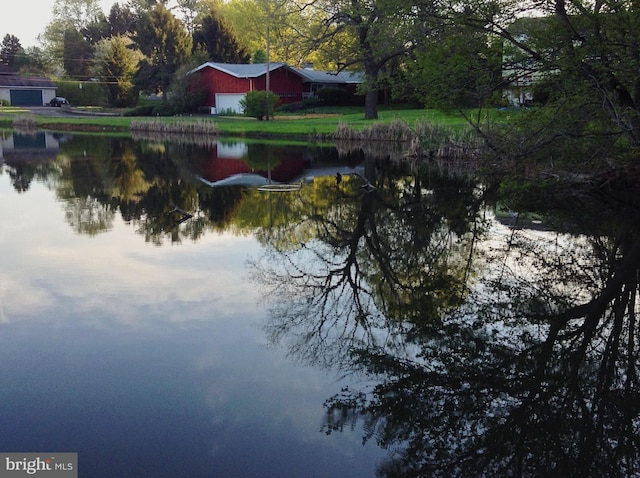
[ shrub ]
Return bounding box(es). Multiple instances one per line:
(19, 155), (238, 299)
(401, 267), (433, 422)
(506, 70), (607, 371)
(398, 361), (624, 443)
(124, 102), (178, 116)
(55, 80), (107, 106)
(124, 105), (156, 116)
(240, 90), (279, 120)
(277, 101), (306, 113)
(151, 102), (178, 116)
(317, 87), (347, 106)
(277, 96), (323, 113)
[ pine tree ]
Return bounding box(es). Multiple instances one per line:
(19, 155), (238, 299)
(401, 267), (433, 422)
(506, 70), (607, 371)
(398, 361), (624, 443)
(192, 13), (250, 63)
(0, 34), (24, 67)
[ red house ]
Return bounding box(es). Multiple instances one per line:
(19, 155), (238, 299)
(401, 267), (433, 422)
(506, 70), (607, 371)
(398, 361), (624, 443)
(188, 62), (363, 114)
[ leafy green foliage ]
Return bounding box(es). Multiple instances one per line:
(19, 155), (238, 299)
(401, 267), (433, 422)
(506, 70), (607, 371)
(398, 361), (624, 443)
(105, 3), (136, 38)
(240, 90), (280, 120)
(307, 0), (427, 119)
(55, 80), (105, 106)
(408, 28), (502, 110)
(92, 35), (143, 107)
(252, 50), (266, 64)
(164, 62), (208, 114)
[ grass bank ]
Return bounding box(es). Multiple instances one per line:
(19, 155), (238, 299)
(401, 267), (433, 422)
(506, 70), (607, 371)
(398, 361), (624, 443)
(0, 105), (508, 138)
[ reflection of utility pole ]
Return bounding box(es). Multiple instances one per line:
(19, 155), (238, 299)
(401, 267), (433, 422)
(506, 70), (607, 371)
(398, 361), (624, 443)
(265, 24), (270, 121)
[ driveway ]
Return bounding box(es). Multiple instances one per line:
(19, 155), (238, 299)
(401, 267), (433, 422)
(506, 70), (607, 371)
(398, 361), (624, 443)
(1, 106), (118, 118)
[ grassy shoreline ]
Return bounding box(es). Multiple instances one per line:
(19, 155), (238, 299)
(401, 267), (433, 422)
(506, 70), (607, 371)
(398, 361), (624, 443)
(0, 106), (495, 139)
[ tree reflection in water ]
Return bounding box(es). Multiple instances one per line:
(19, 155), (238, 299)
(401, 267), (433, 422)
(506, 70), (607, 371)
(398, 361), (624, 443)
(252, 156), (640, 477)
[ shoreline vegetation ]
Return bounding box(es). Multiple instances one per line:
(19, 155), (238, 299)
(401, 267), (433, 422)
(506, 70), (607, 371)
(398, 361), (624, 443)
(2, 106), (638, 189)
(2, 106), (488, 163)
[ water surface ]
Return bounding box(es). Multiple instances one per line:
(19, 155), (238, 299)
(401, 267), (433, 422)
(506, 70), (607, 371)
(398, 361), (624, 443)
(0, 132), (382, 477)
(2, 130), (640, 477)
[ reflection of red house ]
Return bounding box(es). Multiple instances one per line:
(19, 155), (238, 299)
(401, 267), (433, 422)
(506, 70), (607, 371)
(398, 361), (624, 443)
(193, 142), (309, 184)
(188, 62), (363, 114)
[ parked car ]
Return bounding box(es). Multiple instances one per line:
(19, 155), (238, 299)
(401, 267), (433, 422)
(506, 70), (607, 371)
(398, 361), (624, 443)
(49, 97), (69, 107)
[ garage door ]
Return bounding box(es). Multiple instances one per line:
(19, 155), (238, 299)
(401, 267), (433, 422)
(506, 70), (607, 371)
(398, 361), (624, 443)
(215, 93), (246, 114)
(10, 89), (43, 106)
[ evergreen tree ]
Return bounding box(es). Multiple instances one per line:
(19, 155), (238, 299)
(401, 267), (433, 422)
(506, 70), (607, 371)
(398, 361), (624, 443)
(133, 4), (192, 100)
(64, 28), (93, 79)
(192, 13), (250, 63)
(107, 3), (136, 37)
(252, 49), (266, 64)
(92, 35), (143, 106)
(0, 34), (24, 68)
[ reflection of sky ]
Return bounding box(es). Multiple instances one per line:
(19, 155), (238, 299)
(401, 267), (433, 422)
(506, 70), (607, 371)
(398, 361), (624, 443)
(0, 174), (384, 477)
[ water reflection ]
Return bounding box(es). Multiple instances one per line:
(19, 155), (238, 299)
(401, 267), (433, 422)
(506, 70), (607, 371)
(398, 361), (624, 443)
(1, 132), (361, 244)
(250, 157), (640, 476)
(0, 132), (384, 478)
(0, 130), (65, 192)
(3, 130), (639, 476)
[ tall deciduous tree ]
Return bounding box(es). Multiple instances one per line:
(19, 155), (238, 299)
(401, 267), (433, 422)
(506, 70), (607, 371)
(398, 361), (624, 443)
(222, 0), (312, 66)
(52, 0), (104, 32)
(307, 0), (427, 119)
(42, 0), (104, 74)
(133, 4), (192, 100)
(16, 46), (53, 76)
(175, 0), (201, 34)
(126, 0), (169, 15)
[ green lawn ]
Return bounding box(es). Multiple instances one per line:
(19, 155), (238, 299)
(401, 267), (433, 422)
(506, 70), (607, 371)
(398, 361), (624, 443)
(0, 105), (512, 137)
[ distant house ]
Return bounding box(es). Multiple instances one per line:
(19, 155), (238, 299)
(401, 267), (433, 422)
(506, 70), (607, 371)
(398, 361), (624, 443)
(0, 66), (57, 106)
(188, 62), (363, 114)
(502, 16), (560, 106)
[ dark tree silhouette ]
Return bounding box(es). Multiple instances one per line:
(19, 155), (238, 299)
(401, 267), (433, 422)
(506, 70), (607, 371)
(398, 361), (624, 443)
(192, 13), (250, 63)
(0, 34), (23, 67)
(252, 156), (640, 477)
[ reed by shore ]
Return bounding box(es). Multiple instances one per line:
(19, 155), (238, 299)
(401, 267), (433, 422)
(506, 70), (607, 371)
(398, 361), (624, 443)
(11, 114), (38, 133)
(334, 118), (482, 161)
(130, 119), (220, 136)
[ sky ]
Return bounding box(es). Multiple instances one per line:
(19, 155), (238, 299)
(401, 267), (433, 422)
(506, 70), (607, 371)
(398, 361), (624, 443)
(0, 0), (121, 48)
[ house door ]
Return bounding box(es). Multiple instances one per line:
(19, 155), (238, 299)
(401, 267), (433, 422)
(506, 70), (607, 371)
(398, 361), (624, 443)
(215, 93), (246, 114)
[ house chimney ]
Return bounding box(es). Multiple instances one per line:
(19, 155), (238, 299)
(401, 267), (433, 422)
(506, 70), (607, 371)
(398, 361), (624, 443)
(302, 62), (314, 70)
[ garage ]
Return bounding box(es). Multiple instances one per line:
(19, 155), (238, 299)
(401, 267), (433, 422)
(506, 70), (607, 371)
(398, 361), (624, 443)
(10, 89), (43, 106)
(215, 93), (246, 114)
(0, 69), (57, 106)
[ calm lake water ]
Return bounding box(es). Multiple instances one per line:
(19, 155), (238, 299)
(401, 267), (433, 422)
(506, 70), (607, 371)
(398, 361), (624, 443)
(1, 130), (639, 477)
